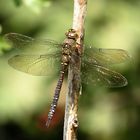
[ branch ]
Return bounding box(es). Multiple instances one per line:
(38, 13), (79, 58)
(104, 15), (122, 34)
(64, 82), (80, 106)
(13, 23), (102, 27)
(63, 0), (87, 140)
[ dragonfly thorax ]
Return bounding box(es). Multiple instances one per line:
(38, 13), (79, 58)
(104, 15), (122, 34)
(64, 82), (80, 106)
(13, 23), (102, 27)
(61, 43), (72, 65)
(61, 29), (79, 66)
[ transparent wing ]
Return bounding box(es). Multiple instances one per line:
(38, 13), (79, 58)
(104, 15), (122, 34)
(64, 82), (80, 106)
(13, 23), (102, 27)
(84, 47), (130, 65)
(82, 63), (128, 87)
(4, 33), (61, 54)
(8, 54), (61, 76)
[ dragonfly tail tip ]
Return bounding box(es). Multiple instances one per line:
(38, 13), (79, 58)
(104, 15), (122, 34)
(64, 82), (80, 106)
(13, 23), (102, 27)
(46, 119), (51, 128)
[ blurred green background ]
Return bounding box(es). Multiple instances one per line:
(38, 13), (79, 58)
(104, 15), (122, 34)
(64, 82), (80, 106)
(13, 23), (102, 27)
(0, 0), (140, 140)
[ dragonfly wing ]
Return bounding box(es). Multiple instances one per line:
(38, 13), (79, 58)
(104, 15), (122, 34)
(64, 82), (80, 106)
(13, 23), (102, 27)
(8, 54), (60, 76)
(4, 33), (61, 54)
(84, 47), (130, 65)
(5, 33), (34, 48)
(82, 63), (128, 87)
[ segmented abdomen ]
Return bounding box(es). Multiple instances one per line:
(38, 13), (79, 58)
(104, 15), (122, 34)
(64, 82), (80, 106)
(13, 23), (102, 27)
(46, 67), (65, 127)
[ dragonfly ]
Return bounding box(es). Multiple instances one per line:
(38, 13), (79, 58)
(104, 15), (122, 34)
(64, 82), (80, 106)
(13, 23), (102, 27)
(5, 29), (130, 127)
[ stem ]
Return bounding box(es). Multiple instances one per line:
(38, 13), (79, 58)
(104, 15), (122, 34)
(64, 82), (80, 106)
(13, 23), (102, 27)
(63, 0), (87, 140)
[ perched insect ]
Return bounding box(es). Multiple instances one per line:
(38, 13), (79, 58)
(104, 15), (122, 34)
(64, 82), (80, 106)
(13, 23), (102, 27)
(5, 29), (130, 126)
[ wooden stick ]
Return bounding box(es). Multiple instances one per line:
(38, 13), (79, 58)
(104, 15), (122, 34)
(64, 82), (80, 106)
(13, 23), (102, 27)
(63, 0), (87, 140)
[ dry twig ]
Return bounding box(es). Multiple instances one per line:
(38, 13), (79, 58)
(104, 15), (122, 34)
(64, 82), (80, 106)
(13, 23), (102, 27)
(63, 0), (87, 140)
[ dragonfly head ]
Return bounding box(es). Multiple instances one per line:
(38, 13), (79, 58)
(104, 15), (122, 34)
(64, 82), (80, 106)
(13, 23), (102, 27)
(65, 29), (78, 40)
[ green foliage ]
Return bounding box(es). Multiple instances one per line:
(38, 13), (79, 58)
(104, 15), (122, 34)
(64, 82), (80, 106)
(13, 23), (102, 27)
(13, 0), (22, 6)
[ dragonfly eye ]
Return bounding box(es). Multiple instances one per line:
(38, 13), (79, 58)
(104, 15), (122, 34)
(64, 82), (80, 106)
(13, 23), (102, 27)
(65, 29), (78, 40)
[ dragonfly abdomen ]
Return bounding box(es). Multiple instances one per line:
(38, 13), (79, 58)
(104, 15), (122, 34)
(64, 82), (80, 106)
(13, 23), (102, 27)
(46, 68), (66, 127)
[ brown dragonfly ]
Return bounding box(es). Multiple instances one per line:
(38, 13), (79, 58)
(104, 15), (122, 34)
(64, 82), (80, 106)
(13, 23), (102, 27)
(5, 29), (130, 127)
